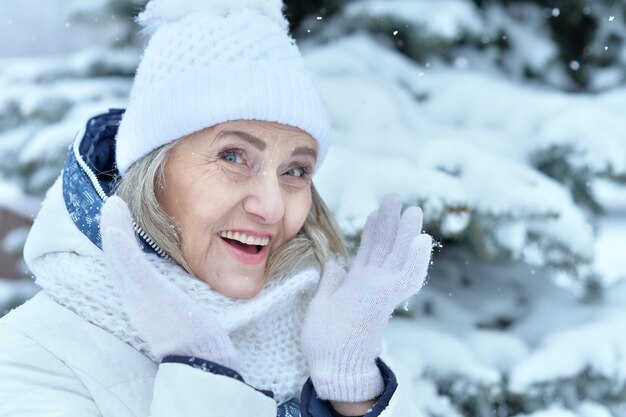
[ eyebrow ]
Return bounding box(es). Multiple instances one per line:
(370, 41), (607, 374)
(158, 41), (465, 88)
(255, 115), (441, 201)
(291, 146), (317, 159)
(219, 130), (317, 159)
(220, 130), (266, 151)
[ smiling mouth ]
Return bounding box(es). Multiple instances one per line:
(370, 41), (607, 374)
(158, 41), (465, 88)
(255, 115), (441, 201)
(221, 237), (263, 254)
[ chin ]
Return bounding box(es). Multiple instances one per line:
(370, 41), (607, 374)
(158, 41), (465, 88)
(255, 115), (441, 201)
(197, 271), (266, 300)
(218, 282), (265, 300)
(228, 288), (262, 300)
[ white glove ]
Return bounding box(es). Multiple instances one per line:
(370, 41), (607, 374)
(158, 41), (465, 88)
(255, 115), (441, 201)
(100, 196), (240, 371)
(301, 193), (433, 402)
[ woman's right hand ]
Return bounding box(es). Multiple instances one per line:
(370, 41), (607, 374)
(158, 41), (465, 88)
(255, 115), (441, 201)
(100, 196), (239, 371)
(300, 194), (433, 403)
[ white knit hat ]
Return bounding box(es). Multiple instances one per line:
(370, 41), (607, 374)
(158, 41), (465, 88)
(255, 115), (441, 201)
(115, 0), (331, 175)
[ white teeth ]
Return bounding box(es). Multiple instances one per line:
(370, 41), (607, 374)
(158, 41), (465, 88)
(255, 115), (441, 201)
(219, 231), (270, 246)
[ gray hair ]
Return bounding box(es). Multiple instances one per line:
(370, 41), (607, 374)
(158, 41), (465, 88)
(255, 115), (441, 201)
(114, 142), (348, 280)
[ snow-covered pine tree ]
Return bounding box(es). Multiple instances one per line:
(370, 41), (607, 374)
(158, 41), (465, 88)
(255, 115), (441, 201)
(298, 0), (626, 286)
(0, 0), (146, 282)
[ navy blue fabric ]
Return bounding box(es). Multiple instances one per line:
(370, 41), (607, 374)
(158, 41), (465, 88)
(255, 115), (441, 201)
(63, 148), (109, 250)
(300, 359), (398, 417)
(278, 399), (302, 417)
(162, 355), (274, 400)
(77, 109), (123, 195)
(61, 108), (161, 257)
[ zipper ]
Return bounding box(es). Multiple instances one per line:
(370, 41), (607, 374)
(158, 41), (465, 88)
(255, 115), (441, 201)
(72, 127), (171, 260)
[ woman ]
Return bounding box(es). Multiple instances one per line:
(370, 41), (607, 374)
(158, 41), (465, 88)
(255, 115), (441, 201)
(0, 1), (433, 416)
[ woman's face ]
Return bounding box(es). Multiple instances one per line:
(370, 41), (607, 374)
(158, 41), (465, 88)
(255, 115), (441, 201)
(160, 120), (318, 299)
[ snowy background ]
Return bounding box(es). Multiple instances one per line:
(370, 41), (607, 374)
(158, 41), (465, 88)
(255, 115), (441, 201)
(1, 1), (625, 416)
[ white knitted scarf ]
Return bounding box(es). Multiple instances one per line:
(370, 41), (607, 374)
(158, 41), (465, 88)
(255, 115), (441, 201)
(31, 251), (320, 404)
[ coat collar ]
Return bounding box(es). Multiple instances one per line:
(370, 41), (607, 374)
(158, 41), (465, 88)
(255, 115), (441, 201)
(62, 109), (168, 258)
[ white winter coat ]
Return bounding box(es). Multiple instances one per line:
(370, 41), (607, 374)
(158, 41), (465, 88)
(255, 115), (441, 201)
(0, 291), (420, 416)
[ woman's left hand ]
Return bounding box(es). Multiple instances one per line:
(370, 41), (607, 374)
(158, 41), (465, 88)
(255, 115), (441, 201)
(300, 193), (433, 403)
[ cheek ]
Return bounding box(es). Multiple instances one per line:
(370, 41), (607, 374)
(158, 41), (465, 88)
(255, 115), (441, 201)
(176, 220), (205, 272)
(166, 192), (225, 264)
(282, 192), (312, 241)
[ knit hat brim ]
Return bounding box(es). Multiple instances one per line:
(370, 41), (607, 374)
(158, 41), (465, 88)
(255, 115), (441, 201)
(116, 62), (330, 174)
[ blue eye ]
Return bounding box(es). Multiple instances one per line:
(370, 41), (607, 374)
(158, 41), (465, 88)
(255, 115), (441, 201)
(286, 167), (302, 177)
(220, 149), (244, 164)
(285, 165), (310, 178)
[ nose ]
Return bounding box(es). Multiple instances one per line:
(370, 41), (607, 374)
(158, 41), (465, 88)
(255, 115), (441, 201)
(242, 174), (285, 224)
